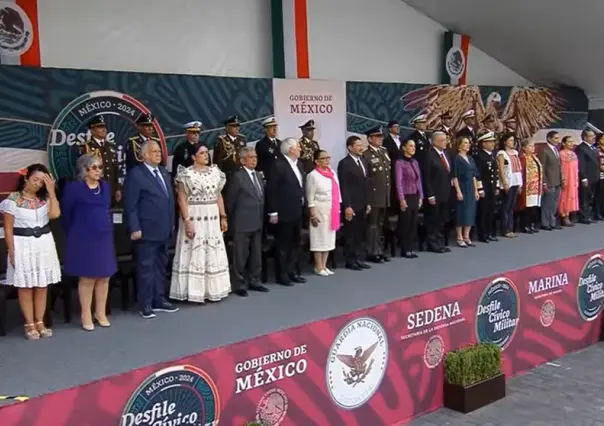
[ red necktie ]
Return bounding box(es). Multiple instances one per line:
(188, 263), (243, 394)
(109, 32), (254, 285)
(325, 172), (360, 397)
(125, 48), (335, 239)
(440, 153), (450, 172)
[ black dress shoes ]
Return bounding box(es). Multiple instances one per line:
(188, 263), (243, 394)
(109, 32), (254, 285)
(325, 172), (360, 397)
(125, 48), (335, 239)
(381, 255), (391, 262)
(346, 262), (362, 271)
(289, 275), (307, 284)
(356, 261), (371, 269)
(234, 289), (249, 297)
(367, 256), (384, 263)
(403, 252), (418, 259)
(488, 236), (499, 242)
(250, 284), (269, 292)
(277, 275), (293, 286)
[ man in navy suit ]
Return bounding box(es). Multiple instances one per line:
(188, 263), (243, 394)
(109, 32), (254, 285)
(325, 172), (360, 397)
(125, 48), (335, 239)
(124, 140), (179, 318)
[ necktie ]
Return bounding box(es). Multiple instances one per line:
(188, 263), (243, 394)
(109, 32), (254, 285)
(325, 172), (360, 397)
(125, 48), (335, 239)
(251, 171), (262, 196)
(153, 169), (168, 196)
(356, 159), (365, 176)
(440, 153), (450, 172)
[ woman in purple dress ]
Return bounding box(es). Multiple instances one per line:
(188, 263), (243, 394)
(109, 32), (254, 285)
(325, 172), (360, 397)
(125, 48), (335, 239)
(61, 154), (117, 331)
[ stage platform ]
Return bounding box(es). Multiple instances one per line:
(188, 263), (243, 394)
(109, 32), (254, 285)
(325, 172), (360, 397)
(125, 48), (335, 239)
(0, 222), (603, 425)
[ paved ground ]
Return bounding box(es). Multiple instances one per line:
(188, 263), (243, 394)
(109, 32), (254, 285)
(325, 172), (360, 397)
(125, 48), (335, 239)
(412, 343), (604, 426)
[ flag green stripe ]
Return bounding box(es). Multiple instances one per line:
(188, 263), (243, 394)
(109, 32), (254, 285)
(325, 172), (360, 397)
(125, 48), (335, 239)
(441, 31), (454, 84)
(271, 0), (285, 78)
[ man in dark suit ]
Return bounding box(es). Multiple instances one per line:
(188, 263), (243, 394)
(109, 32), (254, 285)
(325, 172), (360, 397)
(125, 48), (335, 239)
(576, 128), (600, 224)
(457, 109), (478, 157)
(171, 121), (202, 177)
(539, 130), (563, 230)
(422, 131), (452, 253)
(124, 140), (178, 319)
(255, 116), (281, 180)
(383, 120), (403, 214)
(408, 114), (430, 165)
(227, 147), (269, 296)
(363, 126), (391, 262)
(267, 138), (306, 286)
(338, 136), (371, 271)
(474, 132), (499, 242)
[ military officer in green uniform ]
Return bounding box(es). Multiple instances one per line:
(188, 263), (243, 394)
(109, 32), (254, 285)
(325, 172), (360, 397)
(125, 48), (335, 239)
(298, 119), (320, 174)
(126, 114), (161, 171)
(213, 115), (247, 176)
(362, 126), (391, 263)
(171, 120), (202, 177)
(77, 115), (121, 204)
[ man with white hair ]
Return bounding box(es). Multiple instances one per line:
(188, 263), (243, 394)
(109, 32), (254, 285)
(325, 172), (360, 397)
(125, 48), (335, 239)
(266, 137), (307, 286)
(124, 140), (179, 318)
(422, 131), (452, 253)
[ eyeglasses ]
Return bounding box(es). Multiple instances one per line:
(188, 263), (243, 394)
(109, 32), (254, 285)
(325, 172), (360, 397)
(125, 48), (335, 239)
(89, 165), (102, 171)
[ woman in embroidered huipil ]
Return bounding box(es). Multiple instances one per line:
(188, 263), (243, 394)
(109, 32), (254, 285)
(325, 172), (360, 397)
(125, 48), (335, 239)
(0, 164), (61, 339)
(517, 139), (543, 233)
(496, 133), (523, 237)
(394, 139), (423, 258)
(170, 143), (231, 303)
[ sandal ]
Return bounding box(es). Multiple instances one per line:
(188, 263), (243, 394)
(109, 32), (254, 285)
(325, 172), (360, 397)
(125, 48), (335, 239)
(456, 240), (467, 248)
(35, 321), (53, 338)
(464, 239), (475, 247)
(24, 323), (40, 340)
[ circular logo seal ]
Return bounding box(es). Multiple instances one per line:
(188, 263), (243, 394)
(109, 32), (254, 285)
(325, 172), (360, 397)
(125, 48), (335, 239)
(445, 46), (466, 79)
(256, 387), (288, 426)
(475, 277), (520, 350)
(577, 253), (604, 321)
(540, 299), (556, 328)
(121, 365), (220, 426)
(326, 317), (388, 410)
(423, 335), (445, 369)
(47, 90), (167, 180)
(0, 2), (33, 56)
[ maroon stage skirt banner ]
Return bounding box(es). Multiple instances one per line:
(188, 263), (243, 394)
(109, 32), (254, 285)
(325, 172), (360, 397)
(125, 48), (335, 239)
(2, 251), (604, 426)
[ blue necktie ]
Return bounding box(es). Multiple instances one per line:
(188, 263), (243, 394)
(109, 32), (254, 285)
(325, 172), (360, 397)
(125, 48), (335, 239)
(153, 169), (168, 196)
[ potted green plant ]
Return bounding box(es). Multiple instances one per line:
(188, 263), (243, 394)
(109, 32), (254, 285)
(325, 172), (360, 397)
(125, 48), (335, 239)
(243, 421), (269, 426)
(443, 342), (505, 413)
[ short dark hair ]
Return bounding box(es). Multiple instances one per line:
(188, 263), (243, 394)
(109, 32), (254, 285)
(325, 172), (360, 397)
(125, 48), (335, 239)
(581, 128), (595, 140)
(346, 135), (361, 147)
(498, 132), (516, 151)
(546, 130), (559, 143)
(313, 149), (327, 161)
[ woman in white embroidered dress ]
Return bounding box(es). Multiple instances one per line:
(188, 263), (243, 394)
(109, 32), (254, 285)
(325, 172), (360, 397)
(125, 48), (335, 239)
(1, 164), (61, 339)
(170, 143), (231, 303)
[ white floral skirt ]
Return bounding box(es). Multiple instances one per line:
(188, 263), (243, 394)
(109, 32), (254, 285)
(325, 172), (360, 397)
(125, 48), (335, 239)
(169, 202), (231, 303)
(5, 233), (61, 288)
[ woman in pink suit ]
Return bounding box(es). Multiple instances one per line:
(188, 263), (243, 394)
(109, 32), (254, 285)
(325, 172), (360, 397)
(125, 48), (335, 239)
(558, 135), (579, 226)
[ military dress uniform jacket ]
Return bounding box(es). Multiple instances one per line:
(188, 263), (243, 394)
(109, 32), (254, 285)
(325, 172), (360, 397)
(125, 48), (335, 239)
(299, 137), (320, 174)
(475, 149), (498, 195)
(213, 134), (246, 175)
(126, 135), (163, 170)
(255, 136), (282, 180)
(362, 146), (391, 208)
(77, 138), (120, 198)
(408, 130), (431, 165)
(171, 141), (196, 177)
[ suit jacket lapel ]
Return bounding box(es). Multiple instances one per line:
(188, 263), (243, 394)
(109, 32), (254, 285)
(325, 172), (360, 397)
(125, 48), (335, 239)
(143, 165), (167, 197)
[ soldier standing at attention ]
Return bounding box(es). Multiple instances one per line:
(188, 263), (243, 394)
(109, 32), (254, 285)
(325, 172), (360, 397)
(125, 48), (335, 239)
(457, 110), (479, 157)
(408, 114), (430, 166)
(77, 115), (121, 205)
(474, 132), (500, 242)
(362, 126), (391, 263)
(439, 111), (456, 150)
(126, 114), (160, 171)
(171, 121), (202, 177)
(255, 116), (281, 180)
(213, 115), (247, 176)
(298, 119), (320, 174)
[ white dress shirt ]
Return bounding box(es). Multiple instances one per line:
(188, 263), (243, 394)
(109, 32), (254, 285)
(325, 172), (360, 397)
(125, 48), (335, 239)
(349, 153), (366, 176)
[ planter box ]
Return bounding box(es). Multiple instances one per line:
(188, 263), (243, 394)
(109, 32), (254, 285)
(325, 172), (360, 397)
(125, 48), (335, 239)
(599, 319), (604, 342)
(443, 373), (506, 413)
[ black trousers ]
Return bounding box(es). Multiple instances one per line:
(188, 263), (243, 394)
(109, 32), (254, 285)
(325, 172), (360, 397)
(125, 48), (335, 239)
(275, 219), (301, 278)
(424, 201), (448, 250)
(398, 194), (419, 253)
(520, 206), (539, 230)
(579, 182), (597, 221)
(476, 191), (497, 240)
(366, 206), (386, 256)
(232, 229), (262, 291)
(343, 209), (365, 263)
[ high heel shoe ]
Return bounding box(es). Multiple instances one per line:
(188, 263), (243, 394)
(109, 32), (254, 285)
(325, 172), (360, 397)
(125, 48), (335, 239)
(94, 315), (111, 328)
(35, 321), (52, 338)
(24, 323), (40, 340)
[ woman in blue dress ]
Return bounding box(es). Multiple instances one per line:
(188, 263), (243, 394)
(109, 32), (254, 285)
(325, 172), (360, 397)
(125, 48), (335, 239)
(452, 137), (481, 247)
(61, 154), (117, 331)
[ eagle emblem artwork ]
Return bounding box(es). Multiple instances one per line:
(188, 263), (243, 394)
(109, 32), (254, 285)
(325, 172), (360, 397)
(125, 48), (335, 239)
(336, 342), (378, 387)
(400, 85), (565, 140)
